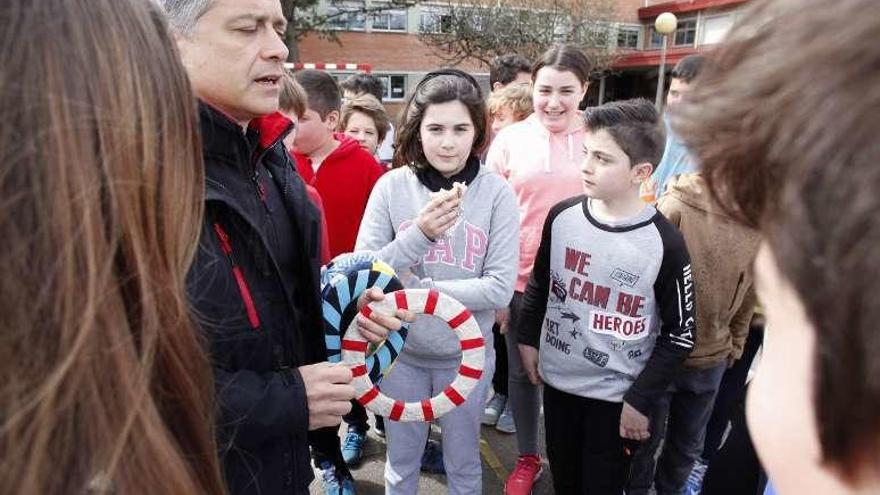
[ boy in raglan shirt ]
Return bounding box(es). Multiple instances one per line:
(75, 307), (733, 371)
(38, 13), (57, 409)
(517, 99), (696, 494)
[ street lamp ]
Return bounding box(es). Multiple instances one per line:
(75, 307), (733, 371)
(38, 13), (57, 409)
(654, 12), (678, 109)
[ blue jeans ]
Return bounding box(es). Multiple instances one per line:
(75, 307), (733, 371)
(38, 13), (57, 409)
(627, 363), (727, 495)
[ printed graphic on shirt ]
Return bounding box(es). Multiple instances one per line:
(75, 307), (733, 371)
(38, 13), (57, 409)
(609, 340), (627, 351)
(583, 346), (609, 367)
(588, 309), (652, 341)
(544, 317), (571, 355)
(550, 270), (567, 302)
(610, 267), (640, 288)
(626, 348), (643, 360)
(397, 220), (488, 273)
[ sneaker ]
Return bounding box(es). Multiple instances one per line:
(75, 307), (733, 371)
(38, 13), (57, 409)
(341, 429), (366, 466)
(319, 461), (356, 495)
(482, 393), (507, 425)
(420, 439), (445, 475)
(684, 460), (708, 495)
(495, 402), (516, 433)
(374, 416), (385, 438)
(504, 454), (543, 495)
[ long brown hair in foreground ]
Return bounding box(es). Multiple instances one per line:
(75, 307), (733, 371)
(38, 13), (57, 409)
(0, 0), (226, 493)
(671, 0), (880, 483)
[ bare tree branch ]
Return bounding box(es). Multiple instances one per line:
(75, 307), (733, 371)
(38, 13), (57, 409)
(418, 0), (622, 75)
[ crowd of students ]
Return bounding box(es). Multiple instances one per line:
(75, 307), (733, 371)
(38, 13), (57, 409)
(2, 0), (879, 495)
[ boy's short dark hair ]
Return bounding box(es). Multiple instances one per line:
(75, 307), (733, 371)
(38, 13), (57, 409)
(339, 73), (384, 101)
(671, 55), (706, 84)
(489, 53), (532, 87)
(293, 69), (341, 119)
(583, 99), (665, 168)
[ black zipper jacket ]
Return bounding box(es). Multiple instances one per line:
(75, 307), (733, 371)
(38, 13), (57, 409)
(187, 103), (326, 494)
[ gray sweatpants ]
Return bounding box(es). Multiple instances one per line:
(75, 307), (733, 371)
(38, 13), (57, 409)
(505, 291), (542, 455)
(382, 355), (494, 495)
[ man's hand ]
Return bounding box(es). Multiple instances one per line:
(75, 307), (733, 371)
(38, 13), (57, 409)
(495, 308), (510, 334)
(518, 344), (542, 386)
(299, 362), (355, 430)
(417, 192), (461, 241)
(620, 401), (650, 441)
(355, 287), (415, 343)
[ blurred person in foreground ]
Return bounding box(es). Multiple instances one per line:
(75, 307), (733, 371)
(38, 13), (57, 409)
(671, 0), (880, 492)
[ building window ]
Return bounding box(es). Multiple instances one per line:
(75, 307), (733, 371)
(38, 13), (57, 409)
(701, 14), (734, 45)
(327, 3), (366, 31)
(419, 9), (453, 33)
(617, 25), (640, 49)
(377, 74), (407, 101)
(371, 6), (407, 31)
(649, 28), (664, 48)
(673, 18), (697, 46)
(648, 17), (696, 48)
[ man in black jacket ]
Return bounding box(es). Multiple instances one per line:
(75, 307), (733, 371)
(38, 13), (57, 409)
(162, 0), (409, 493)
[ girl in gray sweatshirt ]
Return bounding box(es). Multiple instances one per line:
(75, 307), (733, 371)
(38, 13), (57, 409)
(355, 69), (518, 495)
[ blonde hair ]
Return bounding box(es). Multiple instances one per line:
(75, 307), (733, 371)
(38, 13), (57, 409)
(488, 83), (533, 121)
(0, 1), (225, 493)
(339, 93), (391, 143)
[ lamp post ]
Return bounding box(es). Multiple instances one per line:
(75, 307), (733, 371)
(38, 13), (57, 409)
(654, 12), (678, 110)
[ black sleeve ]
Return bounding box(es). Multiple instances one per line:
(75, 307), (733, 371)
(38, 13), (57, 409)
(624, 216), (696, 416)
(518, 197), (584, 348)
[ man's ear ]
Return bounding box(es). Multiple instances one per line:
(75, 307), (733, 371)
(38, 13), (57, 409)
(324, 110), (340, 130)
(492, 81), (504, 92)
(632, 161), (654, 183)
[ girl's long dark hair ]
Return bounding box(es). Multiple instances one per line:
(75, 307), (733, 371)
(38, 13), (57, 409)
(393, 69), (489, 170)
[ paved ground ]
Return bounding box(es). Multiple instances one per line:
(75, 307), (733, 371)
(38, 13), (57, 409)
(309, 403), (555, 494)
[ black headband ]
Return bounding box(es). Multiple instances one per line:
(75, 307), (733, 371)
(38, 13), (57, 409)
(414, 68), (483, 98)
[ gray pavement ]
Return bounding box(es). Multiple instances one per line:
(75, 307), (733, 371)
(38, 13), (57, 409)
(309, 407), (555, 494)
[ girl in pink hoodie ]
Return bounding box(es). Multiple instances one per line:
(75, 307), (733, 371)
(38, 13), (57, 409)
(484, 44), (592, 495)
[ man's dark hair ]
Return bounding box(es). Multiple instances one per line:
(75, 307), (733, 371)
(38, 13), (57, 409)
(489, 53), (531, 87)
(339, 73), (385, 102)
(583, 98), (665, 168)
(671, 55), (706, 84)
(293, 69), (341, 119)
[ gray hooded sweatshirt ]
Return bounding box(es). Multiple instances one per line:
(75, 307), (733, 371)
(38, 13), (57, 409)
(355, 166), (519, 368)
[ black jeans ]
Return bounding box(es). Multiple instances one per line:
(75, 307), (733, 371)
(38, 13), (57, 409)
(344, 400), (369, 433)
(491, 322), (508, 395)
(544, 385), (635, 494)
(627, 363), (726, 495)
(702, 324), (765, 461)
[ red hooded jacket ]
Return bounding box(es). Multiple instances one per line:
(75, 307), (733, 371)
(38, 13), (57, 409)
(293, 133), (384, 258)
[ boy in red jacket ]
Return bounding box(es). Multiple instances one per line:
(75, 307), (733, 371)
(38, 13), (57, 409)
(291, 69), (384, 259)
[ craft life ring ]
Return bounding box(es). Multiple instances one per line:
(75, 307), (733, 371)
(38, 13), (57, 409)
(321, 252), (409, 384)
(342, 288), (485, 422)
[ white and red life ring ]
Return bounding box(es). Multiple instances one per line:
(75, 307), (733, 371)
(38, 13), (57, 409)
(341, 289), (485, 422)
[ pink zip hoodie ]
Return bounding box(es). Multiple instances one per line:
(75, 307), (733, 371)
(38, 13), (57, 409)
(486, 113), (586, 292)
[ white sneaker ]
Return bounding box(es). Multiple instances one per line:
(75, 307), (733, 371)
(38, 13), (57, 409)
(495, 402), (516, 433)
(482, 393), (507, 425)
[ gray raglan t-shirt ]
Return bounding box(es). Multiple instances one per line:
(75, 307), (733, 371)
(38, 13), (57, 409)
(519, 196), (696, 415)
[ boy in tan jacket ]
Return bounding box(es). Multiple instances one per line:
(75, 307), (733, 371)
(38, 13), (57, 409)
(628, 173), (761, 495)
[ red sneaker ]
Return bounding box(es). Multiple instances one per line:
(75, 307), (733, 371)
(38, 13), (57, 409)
(504, 454), (544, 495)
